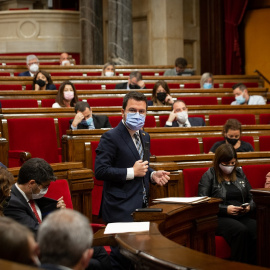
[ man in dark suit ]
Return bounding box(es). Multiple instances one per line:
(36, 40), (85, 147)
(4, 158), (66, 234)
(164, 100), (205, 127)
(95, 91), (170, 269)
(38, 209), (94, 270)
(70, 101), (111, 130)
(18, 54), (40, 77)
(115, 71), (146, 90)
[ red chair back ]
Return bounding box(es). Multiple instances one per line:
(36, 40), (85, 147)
(144, 115), (156, 127)
(150, 138), (200, 156)
(87, 98), (123, 107)
(1, 99), (38, 108)
(221, 96), (235, 105)
(259, 136), (270, 151)
(7, 118), (59, 165)
(202, 137), (223, 153)
(223, 82), (259, 88)
(259, 114), (270, 124)
(242, 164), (270, 189)
(45, 179), (73, 209)
(58, 118), (73, 140)
(209, 114), (256, 126)
(183, 83), (201, 88)
(108, 116), (122, 128)
(183, 167), (209, 196)
(241, 136), (255, 149)
(178, 96), (218, 105)
(41, 99), (55, 107)
(0, 85), (22, 90)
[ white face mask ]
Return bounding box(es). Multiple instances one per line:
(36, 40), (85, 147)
(105, 71), (114, 77)
(61, 60), (70, 66)
(32, 186), (48, 200)
(176, 111), (188, 124)
(29, 64), (39, 73)
(64, 91), (74, 101)
(219, 163), (234, 175)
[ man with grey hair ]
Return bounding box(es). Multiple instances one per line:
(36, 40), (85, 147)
(37, 209), (94, 270)
(115, 71), (146, 90)
(19, 54), (39, 77)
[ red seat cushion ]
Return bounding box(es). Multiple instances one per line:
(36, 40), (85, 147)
(223, 82), (259, 88)
(7, 118), (60, 166)
(259, 114), (270, 124)
(259, 136), (270, 151)
(41, 99), (55, 107)
(87, 98), (123, 107)
(209, 114), (256, 126)
(150, 138), (200, 156)
(108, 116), (122, 128)
(45, 179), (73, 209)
(221, 96), (235, 105)
(1, 99), (38, 108)
(57, 118), (73, 141)
(183, 83), (201, 88)
(178, 96), (218, 105)
(0, 85), (22, 90)
(202, 137), (223, 153)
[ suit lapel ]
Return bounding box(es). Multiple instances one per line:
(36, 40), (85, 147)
(117, 121), (140, 160)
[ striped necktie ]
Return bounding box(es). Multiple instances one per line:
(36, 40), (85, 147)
(134, 133), (143, 160)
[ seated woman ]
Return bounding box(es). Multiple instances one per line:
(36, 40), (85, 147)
(148, 80), (174, 106)
(52, 81), (79, 108)
(209, 119), (254, 153)
(200, 72), (214, 89)
(0, 167), (14, 216)
(198, 144), (256, 264)
(32, 70), (57, 91)
(101, 62), (115, 76)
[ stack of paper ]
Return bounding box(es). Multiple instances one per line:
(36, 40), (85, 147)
(152, 196), (210, 205)
(104, 222), (150, 234)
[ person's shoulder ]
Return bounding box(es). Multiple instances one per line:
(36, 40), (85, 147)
(52, 102), (61, 108)
(231, 100), (237, 105)
(18, 71), (30, 76)
(46, 84), (57, 90)
(147, 100), (154, 106)
(189, 117), (205, 126)
(240, 140), (254, 151)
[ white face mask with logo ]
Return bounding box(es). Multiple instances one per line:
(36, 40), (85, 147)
(176, 111), (188, 124)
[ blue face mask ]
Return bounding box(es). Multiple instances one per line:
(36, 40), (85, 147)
(235, 94), (245, 104)
(125, 112), (145, 131)
(81, 117), (93, 126)
(203, 83), (213, 89)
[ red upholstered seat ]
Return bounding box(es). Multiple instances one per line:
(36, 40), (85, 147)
(144, 83), (155, 89)
(259, 136), (270, 151)
(223, 82), (259, 88)
(209, 114), (256, 126)
(177, 96), (218, 105)
(0, 72), (11, 76)
(183, 167), (231, 259)
(241, 136), (255, 149)
(108, 116), (122, 128)
(183, 83), (201, 88)
(57, 118), (73, 141)
(41, 99), (55, 107)
(87, 98), (123, 107)
(25, 85), (33, 90)
(0, 84), (22, 90)
(259, 114), (270, 124)
(150, 138), (200, 156)
(1, 99), (38, 108)
(50, 72), (84, 76)
(45, 179), (73, 209)
(74, 84), (114, 90)
(202, 137), (223, 153)
(7, 118), (60, 167)
(86, 72), (104, 76)
(221, 96), (235, 105)
(159, 114), (205, 127)
(242, 164), (270, 189)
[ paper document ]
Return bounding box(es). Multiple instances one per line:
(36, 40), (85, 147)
(153, 196), (210, 204)
(104, 222), (150, 234)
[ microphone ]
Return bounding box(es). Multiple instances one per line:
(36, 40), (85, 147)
(143, 142), (150, 161)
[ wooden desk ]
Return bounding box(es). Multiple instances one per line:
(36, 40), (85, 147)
(250, 188), (270, 268)
(93, 200), (268, 270)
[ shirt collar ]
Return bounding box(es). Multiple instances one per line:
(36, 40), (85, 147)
(15, 183), (31, 202)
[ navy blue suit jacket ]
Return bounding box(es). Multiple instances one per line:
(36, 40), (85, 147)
(18, 71), (31, 76)
(4, 185), (57, 233)
(95, 121), (153, 223)
(165, 117), (205, 127)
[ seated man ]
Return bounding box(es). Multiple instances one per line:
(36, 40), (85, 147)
(18, 54), (40, 77)
(0, 217), (40, 267)
(59, 52), (71, 66)
(163, 57), (194, 76)
(115, 71), (146, 90)
(4, 158), (66, 234)
(164, 100), (205, 127)
(231, 83), (266, 105)
(70, 101), (112, 130)
(38, 209), (111, 270)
